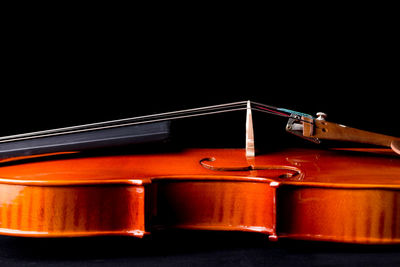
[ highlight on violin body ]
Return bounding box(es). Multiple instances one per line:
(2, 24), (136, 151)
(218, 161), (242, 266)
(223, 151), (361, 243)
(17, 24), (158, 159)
(0, 100), (399, 244)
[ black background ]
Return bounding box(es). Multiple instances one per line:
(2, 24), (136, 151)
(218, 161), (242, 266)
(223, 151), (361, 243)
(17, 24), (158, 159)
(1, 6), (400, 266)
(1, 17), (398, 147)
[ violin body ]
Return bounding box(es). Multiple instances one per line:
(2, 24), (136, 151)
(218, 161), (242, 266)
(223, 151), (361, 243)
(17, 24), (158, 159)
(0, 147), (399, 244)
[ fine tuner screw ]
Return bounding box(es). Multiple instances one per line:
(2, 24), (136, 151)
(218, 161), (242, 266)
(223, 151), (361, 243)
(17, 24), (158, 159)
(316, 112), (327, 121)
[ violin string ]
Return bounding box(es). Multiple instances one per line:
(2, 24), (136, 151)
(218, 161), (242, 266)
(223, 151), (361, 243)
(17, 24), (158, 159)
(252, 105), (290, 118)
(251, 102), (314, 124)
(0, 102), (248, 143)
(0, 101), (312, 143)
(0, 100), (248, 142)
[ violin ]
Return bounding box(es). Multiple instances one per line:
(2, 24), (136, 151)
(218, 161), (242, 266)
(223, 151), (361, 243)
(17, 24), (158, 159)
(0, 101), (399, 244)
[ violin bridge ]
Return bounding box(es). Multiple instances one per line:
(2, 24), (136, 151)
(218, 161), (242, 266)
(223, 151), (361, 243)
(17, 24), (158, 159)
(246, 100), (255, 158)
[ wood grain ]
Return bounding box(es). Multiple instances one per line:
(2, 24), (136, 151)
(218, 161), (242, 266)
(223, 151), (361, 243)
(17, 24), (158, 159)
(0, 148), (399, 243)
(309, 120), (400, 150)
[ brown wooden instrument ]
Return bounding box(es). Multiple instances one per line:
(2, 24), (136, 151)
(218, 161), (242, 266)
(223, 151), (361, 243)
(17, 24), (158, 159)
(0, 101), (399, 244)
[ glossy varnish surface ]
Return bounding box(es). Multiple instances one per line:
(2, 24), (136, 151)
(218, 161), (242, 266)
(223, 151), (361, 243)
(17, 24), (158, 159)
(277, 186), (400, 244)
(0, 148), (399, 243)
(0, 184), (145, 237)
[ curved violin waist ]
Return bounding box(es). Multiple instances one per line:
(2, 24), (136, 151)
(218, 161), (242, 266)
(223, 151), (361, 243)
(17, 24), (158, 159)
(0, 148), (399, 244)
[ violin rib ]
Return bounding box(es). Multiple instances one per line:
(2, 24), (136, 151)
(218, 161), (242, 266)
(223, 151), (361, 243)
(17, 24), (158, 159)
(0, 101), (399, 244)
(0, 148), (399, 244)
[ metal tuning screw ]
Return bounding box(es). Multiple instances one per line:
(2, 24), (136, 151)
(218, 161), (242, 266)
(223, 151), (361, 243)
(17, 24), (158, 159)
(316, 112), (327, 121)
